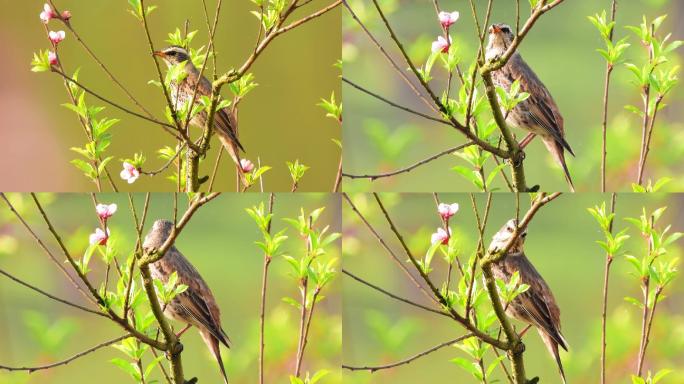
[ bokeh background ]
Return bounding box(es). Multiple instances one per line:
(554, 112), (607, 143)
(342, 0), (684, 192)
(343, 193), (684, 383)
(0, 193), (341, 383)
(0, 0), (340, 192)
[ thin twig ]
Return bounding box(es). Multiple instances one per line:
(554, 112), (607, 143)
(637, 96), (663, 185)
(0, 268), (104, 317)
(48, 1), (154, 118)
(0, 334), (130, 372)
(343, 143), (474, 180)
(342, 77), (449, 125)
(214, 1), (341, 89)
(141, 146), (186, 176)
(343, 269), (449, 318)
(600, 0), (618, 193)
(51, 69), (179, 138)
(600, 192), (617, 384)
(342, 334), (472, 372)
(342, 193), (437, 304)
(0, 193), (93, 303)
(341, 0), (437, 112)
(258, 193), (275, 384)
(139, 193), (221, 265)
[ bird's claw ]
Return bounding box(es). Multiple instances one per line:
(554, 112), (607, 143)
(512, 151), (526, 167)
(184, 378), (198, 384)
(527, 377), (540, 384)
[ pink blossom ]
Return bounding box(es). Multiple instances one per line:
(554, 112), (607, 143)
(89, 228), (110, 246)
(61, 10), (72, 21)
(438, 11), (459, 28)
(240, 159), (255, 173)
(437, 203), (459, 220)
(431, 35), (451, 53)
(48, 30), (66, 45)
(48, 51), (58, 66)
(96, 203), (117, 220)
(40, 3), (56, 23)
(120, 162), (140, 184)
(431, 227), (451, 245)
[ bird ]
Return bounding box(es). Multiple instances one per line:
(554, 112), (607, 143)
(143, 219), (231, 384)
(485, 23), (576, 192)
(153, 46), (247, 186)
(488, 218), (568, 384)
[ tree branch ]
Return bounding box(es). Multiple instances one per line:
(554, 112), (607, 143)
(372, 193), (507, 349)
(139, 193), (221, 266)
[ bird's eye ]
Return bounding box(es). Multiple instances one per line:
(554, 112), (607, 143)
(506, 226), (514, 232)
(167, 51), (176, 56)
(501, 26), (511, 34)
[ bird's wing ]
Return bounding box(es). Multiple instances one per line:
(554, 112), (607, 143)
(508, 56), (574, 155)
(168, 248), (231, 347)
(196, 75), (245, 152)
(507, 254), (568, 350)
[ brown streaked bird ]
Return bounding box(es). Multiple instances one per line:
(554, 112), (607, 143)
(153, 46), (247, 186)
(486, 23), (576, 192)
(488, 219), (568, 384)
(143, 219), (231, 384)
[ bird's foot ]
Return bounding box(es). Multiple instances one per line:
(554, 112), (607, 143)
(184, 378), (199, 384)
(527, 185), (540, 192)
(511, 340), (526, 354)
(518, 133), (536, 149)
(527, 377), (540, 384)
(518, 324), (532, 339)
(166, 341), (184, 359)
(176, 324), (192, 338)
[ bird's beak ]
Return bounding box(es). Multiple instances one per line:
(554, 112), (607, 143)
(490, 25), (502, 34)
(153, 51), (166, 58)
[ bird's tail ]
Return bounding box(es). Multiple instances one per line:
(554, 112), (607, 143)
(540, 330), (567, 384)
(554, 345), (567, 384)
(216, 131), (249, 188)
(544, 139), (575, 192)
(201, 330), (229, 384)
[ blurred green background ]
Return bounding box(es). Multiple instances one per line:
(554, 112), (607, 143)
(343, 193), (684, 383)
(0, 0), (340, 192)
(342, 0), (684, 192)
(0, 193), (341, 383)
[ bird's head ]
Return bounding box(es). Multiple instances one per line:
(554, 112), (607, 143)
(485, 23), (514, 61)
(488, 218), (527, 254)
(153, 46), (191, 67)
(143, 219), (175, 253)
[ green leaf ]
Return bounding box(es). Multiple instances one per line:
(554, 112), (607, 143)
(110, 358), (141, 380)
(31, 50), (51, 72)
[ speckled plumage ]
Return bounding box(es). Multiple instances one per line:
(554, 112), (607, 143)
(488, 219), (568, 384)
(143, 219), (230, 384)
(155, 46), (247, 185)
(486, 24), (575, 192)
